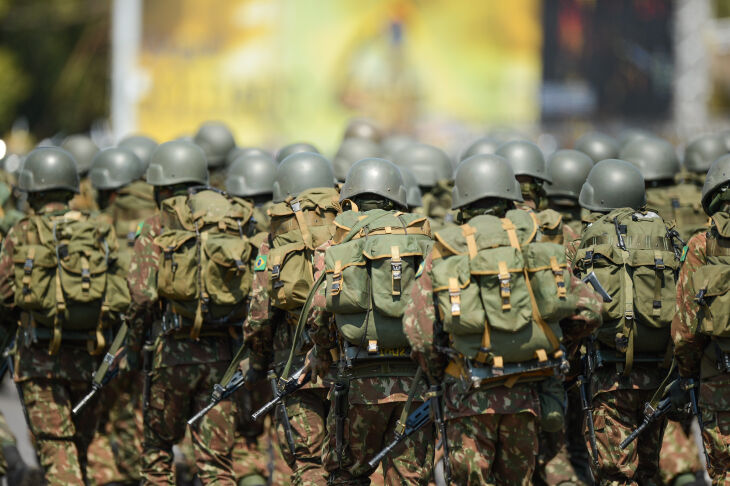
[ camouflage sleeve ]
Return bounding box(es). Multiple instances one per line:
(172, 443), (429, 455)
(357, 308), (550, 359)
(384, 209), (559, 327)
(0, 225), (19, 331)
(560, 273), (603, 356)
(309, 241), (337, 362)
(672, 232), (709, 378)
(243, 241), (274, 372)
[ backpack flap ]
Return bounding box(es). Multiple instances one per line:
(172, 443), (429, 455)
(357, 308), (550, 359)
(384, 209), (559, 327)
(267, 240), (312, 311)
(524, 242), (578, 322)
(153, 230), (199, 303)
(325, 239), (368, 314)
(203, 233), (253, 306)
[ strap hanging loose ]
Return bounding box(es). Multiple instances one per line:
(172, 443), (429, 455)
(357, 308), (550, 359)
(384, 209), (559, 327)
(394, 368), (424, 436)
(475, 316), (493, 364)
(88, 303), (109, 356)
(390, 246), (402, 296)
(497, 261), (511, 311)
(550, 256), (567, 299)
(652, 250), (664, 317)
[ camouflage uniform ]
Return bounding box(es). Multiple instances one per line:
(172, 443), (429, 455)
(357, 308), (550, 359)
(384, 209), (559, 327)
(126, 213), (237, 485)
(0, 202), (103, 485)
(0, 411), (16, 476)
(70, 177), (99, 212)
(0, 170), (24, 238)
(416, 180), (455, 230)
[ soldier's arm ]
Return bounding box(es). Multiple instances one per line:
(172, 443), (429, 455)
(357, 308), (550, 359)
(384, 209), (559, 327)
(560, 273), (603, 355)
(244, 242), (275, 372)
(672, 233), (709, 378)
(307, 241), (337, 361)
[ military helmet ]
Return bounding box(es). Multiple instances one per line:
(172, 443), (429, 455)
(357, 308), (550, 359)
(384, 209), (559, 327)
(275, 142), (320, 163)
(545, 149), (593, 199)
(398, 166), (422, 208)
(118, 135), (157, 171)
(381, 134), (415, 159)
(339, 158), (407, 207)
(18, 147), (80, 193)
(61, 134), (99, 175)
(452, 154), (523, 209)
(684, 134), (727, 173)
(89, 148), (144, 191)
(721, 130), (730, 152)
(193, 121), (236, 169)
(618, 128), (654, 149)
(579, 159), (646, 213)
(273, 152), (334, 203)
(225, 146), (270, 167)
(574, 131), (619, 162)
(459, 136), (500, 161)
(332, 138), (382, 182)
(701, 154), (730, 215)
(392, 143), (452, 188)
(225, 152), (277, 197)
(619, 137), (679, 182)
(495, 140), (551, 183)
(343, 118), (383, 143)
(146, 141), (209, 187)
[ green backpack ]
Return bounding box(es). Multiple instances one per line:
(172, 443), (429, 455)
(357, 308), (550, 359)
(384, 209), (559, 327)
(266, 188), (339, 311)
(153, 188), (255, 338)
(12, 211), (130, 355)
(574, 207), (680, 371)
(430, 209), (576, 380)
(324, 209), (433, 350)
(646, 183), (709, 243)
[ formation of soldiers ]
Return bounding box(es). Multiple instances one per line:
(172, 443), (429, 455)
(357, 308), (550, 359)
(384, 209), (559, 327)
(0, 118), (729, 485)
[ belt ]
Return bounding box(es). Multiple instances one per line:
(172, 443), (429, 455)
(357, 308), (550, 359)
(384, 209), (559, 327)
(592, 348), (665, 368)
(340, 360), (418, 380)
(445, 357), (560, 388)
(343, 344), (412, 362)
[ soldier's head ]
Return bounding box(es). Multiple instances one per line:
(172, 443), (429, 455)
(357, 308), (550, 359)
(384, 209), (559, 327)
(684, 134), (727, 175)
(225, 146), (271, 167)
(89, 148), (145, 209)
(459, 136), (501, 162)
(398, 166), (422, 210)
(451, 154), (523, 222)
(619, 137), (679, 188)
(225, 152), (277, 206)
(702, 154), (730, 216)
(18, 147), (80, 210)
(392, 143), (452, 190)
(339, 158), (407, 211)
(272, 152), (334, 203)
(579, 159), (646, 214)
(118, 135), (157, 173)
(343, 118), (383, 144)
(495, 140), (550, 210)
(61, 134), (99, 177)
(574, 131), (619, 163)
(146, 141), (208, 206)
(275, 142), (320, 164)
(545, 149), (593, 208)
(333, 137), (382, 183)
(193, 121), (236, 170)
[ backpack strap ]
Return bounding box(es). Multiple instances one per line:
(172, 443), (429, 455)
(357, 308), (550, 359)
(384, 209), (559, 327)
(288, 197), (314, 249)
(50, 269), (65, 355)
(619, 248), (636, 375)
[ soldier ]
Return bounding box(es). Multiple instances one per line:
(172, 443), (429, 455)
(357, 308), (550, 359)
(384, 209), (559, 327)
(193, 121), (237, 189)
(226, 151), (278, 234)
(63, 134), (100, 211)
(398, 166), (423, 211)
(243, 151), (338, 486)
(574, 131), (619, 163)
(672, 153), (730, 484)
(496, 140), (551, 211)
(545, 149), (594, 237)
(126, 141), (240, 484)
(574, 159), (680, 484)
(381, 134), (415, 160)
(0, 410), (41, 484)
(118, 135), (158, 172)
(275, 142), (320, 163)
(459, 135), (501, 162)
(401, 153), (602, 484)
(0, 147), (129, 485)
(0, 164), (25, 238)
(332, 137), (382, 183)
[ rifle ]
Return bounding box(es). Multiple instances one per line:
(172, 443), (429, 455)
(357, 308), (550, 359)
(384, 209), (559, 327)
(250, 365), (310, 421)
(578, 344), (599, 468)
(684, 379), (711, 467)
(367, 400), (432, 469)
(72, 321), (128, 415)
(428, 384), (451, 485)
(187, 370), (246, 425)
(581, 272), (613, 303)
(619, 396), (671, 450)
(269, 370), (296, 456)
(142, 332), (155, 411)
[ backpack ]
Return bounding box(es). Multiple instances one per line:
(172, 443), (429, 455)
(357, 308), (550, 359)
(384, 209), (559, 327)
(153, 188), (255, 338)
(646, 183), (709, 243)
(430, 209), (576, 379)
(324, 209), (433, 350)
(574, 208), (680, 371)
(12, 210), (130, 354)
(266, 188), (339, 310)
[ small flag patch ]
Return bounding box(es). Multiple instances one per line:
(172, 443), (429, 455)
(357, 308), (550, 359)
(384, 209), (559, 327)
(254, 255), (267, 271)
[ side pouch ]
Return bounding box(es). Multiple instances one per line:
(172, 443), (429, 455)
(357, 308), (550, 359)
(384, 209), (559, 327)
(153, 230), (199, 301)
(692, 264), (730, 338)
(12, 244), (56, 314)
(432, 254), (485, 335)
(268, 241), (313, 310)
(325, 239), (369, 315)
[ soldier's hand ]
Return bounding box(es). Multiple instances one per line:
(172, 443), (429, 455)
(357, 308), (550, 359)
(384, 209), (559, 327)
(304, 348), (332, 381)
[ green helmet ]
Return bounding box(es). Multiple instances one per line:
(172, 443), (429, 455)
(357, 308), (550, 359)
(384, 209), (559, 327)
(684, 134), (727, 173)
(146, 141), (209, 187)
(343, 118), (383, 143)
(619, 137), (679, 182)
(339, 157), (407, 207)
(89, 148), (144, 191)
(578, 159), (646, 213)
(332, 138), (382, 182)
(18, 147), (80, 193)
(225, 146), (271, 167)
(225, 153), (277, 197)
(460, 136), (500, 161)
(398, 166), (423, 208)
(701, 154), (730, 215)
(381, 134), (415, 158)
(61, 134), (99, 175)
(118, 135), (157, 171)
(275, 142), (319, 163)
(273, 152), (334, 202)
(545, 149), (593, 199)
(392, 143), (452, 188)
(618, 128), (654, 148)
(721, 130), (730, 152)
(574, 132), (619, 162)
(452, 154), (523, 209)
(193, 121), (236, 169)
(495, 140), (551, 183)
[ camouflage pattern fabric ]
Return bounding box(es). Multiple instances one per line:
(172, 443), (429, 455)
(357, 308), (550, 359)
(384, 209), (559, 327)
(109, 371), (145, 482)
(70, 177), (99, 211)
(0, 411), (14, 476)
(232, 382), (276, 484)
(415, 181), (455, 231)
(658, 419), (703, 485)
(565, 387), (594, 484)
(251, 201), (273, 234)
(533, 430), (586, 486)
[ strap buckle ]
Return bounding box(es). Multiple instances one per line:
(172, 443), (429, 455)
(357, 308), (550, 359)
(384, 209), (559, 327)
(290, 201), (301, 212)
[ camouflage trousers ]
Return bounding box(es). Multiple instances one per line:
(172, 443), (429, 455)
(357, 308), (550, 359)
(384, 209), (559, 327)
(565, 386), (593, 484)
(142, 362), (237, 485)
(701, 410), (730, 485)
(323, 400), (434, 485)
(533, 429), (586, 486)
(0, 410), (16, 476)
(659, 419), (703, 485)
(586, 389), (666, 486)
(21, 378), (100, 485)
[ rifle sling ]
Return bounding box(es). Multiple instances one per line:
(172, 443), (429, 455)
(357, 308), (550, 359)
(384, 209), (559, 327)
(92, 320), (128, 387)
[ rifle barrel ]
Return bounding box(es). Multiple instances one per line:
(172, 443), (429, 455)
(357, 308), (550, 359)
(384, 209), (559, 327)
(620, 419), (649, 450)
(252, 395), (280, 421)
(72, 387), (98, 416)
(367, 437), (402, 469)
(187, 401), (216, 426)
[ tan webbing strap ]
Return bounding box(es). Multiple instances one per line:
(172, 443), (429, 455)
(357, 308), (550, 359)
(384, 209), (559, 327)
(535, 349), (548, 362)
(549, 256), (567, 299)
(475, 316), (493, 364)
(22, 247), (35, 304)
(522, 266), (560, 350)
(80, 255), (91, 293)
(390, 246), (402, 296)
(652, 250), (664, 317)
(497, 261), (512, 311)
(88, 302), (108, 356)
(385, 226), (392, 234)
(448, 278), (461, 316)
(500, 218), (521, 249)
(462, 224), (478, 259)
(50, 270), (65, 355)
(290, 199), (314, 249)
(493, 356), (504, 369)
(394, 368), (423, 436)
(331, 260), (343, 295)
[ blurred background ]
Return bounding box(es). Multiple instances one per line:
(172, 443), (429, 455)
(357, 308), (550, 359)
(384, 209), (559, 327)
(0, 0), (730, 157)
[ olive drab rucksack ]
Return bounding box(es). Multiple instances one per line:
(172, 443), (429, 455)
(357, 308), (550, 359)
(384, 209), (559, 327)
(324, 208), (433, 350)
(574, 207), (681, 373)
(646, 184), (709, 243)
(267, 187), (339, 310)
(430, 209), (576, 381)
(153, 188), (255, 338)
(12, 211), (130, 355)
